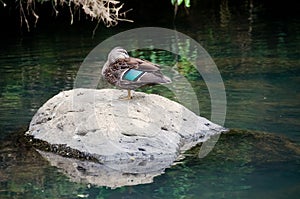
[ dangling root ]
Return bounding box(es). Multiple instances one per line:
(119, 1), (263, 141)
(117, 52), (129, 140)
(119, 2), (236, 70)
(17, 0), (133, 32)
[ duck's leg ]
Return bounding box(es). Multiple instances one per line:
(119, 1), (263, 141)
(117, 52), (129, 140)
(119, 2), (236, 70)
(119, 90), (132, 100)
(127, 90), (132, 99)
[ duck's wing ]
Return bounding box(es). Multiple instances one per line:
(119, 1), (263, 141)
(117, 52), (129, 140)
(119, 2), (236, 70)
(104, 57), (171, 90)
(125, 57), (161, 72)
(119, 58), (171, 88)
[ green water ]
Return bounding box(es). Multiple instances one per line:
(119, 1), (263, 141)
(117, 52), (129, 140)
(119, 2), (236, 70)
(1, 1), (300, 198)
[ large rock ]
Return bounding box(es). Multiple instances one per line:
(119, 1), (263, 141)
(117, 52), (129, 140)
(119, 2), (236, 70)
(26, 88), (227, 185)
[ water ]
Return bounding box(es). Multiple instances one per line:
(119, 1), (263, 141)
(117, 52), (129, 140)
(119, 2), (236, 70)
(0, 0), (299, 198)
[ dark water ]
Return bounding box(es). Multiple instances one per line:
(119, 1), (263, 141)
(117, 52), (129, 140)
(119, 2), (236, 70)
(0, 0), (300, 198)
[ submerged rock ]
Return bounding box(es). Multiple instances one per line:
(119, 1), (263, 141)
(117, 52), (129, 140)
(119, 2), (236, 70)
(25, 88), (227, 186)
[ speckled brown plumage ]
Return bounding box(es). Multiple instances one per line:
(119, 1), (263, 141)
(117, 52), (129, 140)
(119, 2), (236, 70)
(102, 47), (172, 99)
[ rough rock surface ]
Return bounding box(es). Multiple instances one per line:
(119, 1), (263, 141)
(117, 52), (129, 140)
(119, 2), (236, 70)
(26, 88), (227, 174)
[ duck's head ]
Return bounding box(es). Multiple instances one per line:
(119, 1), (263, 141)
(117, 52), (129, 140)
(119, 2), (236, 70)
(102, 47), (129, 76)
(107, 47), (129, 64)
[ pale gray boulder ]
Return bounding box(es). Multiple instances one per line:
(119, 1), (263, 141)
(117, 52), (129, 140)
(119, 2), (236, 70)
(26, 88), (227, 186)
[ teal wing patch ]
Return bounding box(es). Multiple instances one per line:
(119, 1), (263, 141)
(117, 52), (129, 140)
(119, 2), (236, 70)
(123, 69), (144, 81)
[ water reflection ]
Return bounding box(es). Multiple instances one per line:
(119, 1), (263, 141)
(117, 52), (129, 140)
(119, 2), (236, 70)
(37, 150), (171, 188)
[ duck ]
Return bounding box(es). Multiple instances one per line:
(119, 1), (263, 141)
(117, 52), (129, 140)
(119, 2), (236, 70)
(102, 47), (172, 99)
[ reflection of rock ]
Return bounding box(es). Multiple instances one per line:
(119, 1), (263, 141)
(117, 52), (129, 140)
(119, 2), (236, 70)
(25, 88), (227, 187)
(37, 149), (170, 188)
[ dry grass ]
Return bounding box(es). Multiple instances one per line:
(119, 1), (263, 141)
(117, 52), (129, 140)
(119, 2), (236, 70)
(17, 0), (133, 32)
